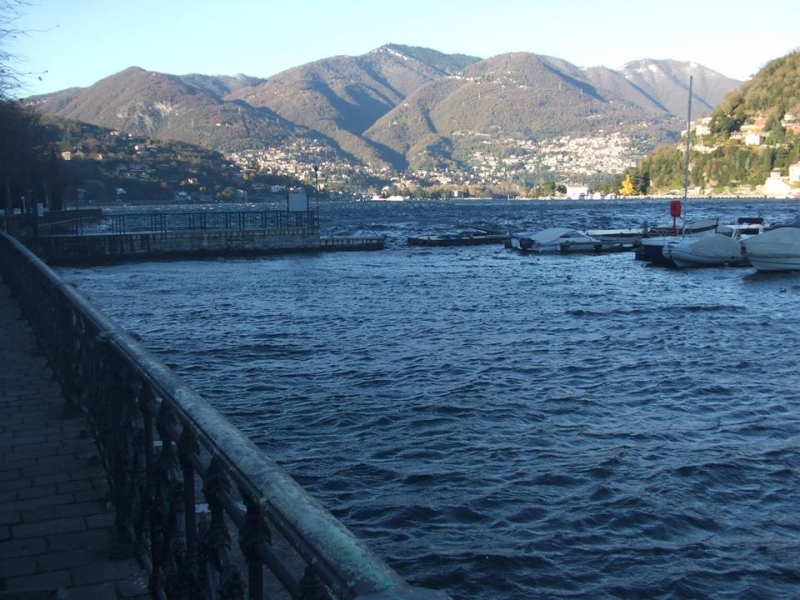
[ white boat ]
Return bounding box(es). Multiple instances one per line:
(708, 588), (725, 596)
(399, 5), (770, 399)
(509, 227), (604, 253)
(661, 218), (767, 268)
(637, 219), (720, 265)
(742, 222), (800, 272)
(662, 233), (746, 268)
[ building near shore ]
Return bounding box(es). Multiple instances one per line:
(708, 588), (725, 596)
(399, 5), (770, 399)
(566, 185), (589, 199)
(763, 169), (793, 198)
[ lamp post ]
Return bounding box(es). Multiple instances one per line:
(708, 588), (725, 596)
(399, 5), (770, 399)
(312, 163), (319, 230)
(312, 163), (319, 208)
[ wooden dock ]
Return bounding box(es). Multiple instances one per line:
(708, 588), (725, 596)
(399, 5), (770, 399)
(321, 236), (385, 251)
(407, 233), (508, 247)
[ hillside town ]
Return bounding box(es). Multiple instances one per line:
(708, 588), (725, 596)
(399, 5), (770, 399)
(226, 131), (653, 198)
(227, 125), (799, 199)
(55, 124), (798, 204)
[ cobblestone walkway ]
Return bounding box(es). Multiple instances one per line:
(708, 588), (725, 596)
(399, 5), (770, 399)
(0, 277), (149, 599)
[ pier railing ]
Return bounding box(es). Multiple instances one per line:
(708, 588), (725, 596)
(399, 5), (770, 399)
(30, 209), (318, 237)
(0, 230), (448, 600)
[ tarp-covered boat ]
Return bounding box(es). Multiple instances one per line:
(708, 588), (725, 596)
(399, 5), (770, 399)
(742, 223), (800, 272)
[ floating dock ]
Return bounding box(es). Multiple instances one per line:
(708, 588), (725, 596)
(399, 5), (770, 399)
(407, 233), (509, 247)
(321, 236), (385, 251)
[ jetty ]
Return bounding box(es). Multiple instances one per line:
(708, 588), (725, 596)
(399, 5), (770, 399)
(3, 207), (384, 265)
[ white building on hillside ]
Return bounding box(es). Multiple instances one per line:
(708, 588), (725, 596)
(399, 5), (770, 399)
(789, 162), (800, 183)
(745, 132), (764, 146)
(764, 169), (792, 198)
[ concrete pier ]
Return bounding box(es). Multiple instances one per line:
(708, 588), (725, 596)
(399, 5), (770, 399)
(17, 209), (385, 265)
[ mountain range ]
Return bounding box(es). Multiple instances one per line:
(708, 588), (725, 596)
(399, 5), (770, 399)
(27, 44), (742, 182)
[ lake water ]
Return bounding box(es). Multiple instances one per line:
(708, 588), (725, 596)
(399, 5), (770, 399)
(59, 198), (800, 599)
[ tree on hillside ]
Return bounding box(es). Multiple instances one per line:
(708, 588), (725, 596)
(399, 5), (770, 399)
(638, 146), (685, 191)
(710, 114), (743, 137)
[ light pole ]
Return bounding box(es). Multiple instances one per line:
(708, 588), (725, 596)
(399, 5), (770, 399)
(312, 163), (319, 230)
(312, 163), (319, 208)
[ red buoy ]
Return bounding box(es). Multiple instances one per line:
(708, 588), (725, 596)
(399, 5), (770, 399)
(670, 200), (682, 218)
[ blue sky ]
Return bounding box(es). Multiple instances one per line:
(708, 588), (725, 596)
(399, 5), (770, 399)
(7, 0), (799, 97)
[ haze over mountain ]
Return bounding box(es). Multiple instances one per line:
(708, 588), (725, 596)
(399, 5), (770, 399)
(27, 44), (741, 179)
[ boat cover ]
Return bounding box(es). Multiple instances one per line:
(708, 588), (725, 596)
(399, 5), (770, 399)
(665, 234), (743, 267)
(675, 234), (741, 258)
(744, 227), (800, 257)
(516, 228), (597, 243)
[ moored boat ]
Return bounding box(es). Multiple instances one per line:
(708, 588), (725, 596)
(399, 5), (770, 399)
(660, 217), (767, 268)
(584, 228), (644, 247)
(742, 220), (800, 271)
(509, 227), (608, 253)
(662, 233), (746, 268)
(407, 232), (509, 247)
(636, 219), (720, 265)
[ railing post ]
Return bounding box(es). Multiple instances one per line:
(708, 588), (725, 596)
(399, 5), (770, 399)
(154, 402), (181, 596)
(100, 341), (140, 559)
(138, 383), (163, 598)
(239, 495), (270, 600)
(174, 428), (202, 598)
(295, 566), (328, 600)
(201, 456), (244, 600)
(178, 429), (199, 560)
(141, 389), (197, 600)
(54, 298), (82, 414)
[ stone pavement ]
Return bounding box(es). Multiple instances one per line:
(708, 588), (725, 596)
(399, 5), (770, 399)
(0, 276), (150, 599)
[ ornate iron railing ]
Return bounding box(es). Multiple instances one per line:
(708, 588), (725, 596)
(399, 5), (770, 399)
(0, 230), (449, 600)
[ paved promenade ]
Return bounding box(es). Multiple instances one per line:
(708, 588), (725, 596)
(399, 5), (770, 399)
(0, 276), (149, 599)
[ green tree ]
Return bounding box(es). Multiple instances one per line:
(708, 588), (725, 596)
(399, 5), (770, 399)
(632, 172), (650, 195)
(533, 181), (556, 197)
(638, 146), (685, 191)
(764, 115), (786, 144)
(710, 114), (743, 137)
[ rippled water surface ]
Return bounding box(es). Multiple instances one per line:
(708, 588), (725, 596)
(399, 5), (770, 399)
(60, 199), (800, 599)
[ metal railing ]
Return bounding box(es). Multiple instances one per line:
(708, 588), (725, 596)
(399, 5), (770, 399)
(30, 210), (319, 237)
(0, 230), (448, 600)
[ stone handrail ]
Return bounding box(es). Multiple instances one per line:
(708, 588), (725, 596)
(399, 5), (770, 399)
(0, 230), (449, 600)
